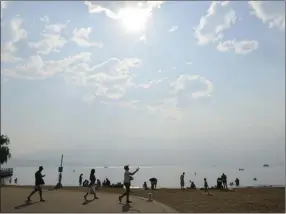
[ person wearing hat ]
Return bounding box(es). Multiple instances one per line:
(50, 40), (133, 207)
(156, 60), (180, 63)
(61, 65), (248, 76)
(26, 166), (46, 202)
(119, 165), (139, 204)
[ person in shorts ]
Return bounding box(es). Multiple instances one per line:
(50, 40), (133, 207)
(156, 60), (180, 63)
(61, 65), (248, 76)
(26, 166), (45, 202)
(118, 165), (139, 204)
(84, 169), (98, 200)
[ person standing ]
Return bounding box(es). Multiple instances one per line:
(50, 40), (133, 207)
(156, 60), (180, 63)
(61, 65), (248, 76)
(221, 173), (228, 189)
(204, 178), (210, 195)
(26, 166), (45, 202)
(119, 165), (139, 204)
(79, 174), (83, 186)
(84, 169), (98, 200)
(180, 172), (185, 190)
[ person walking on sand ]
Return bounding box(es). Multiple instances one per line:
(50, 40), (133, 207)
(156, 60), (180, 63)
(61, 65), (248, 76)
(119, 165), (139, 204)
(26, 166), (46, 202)
(204, 178), (210, 195)
(180, 172), (185, 190)
(14, 178), (18, 184)
(79, 173), (83, 186)
(84, 169), (98, 201)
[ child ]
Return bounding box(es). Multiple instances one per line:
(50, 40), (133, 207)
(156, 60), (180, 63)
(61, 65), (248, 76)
(204, 178), (210, 195)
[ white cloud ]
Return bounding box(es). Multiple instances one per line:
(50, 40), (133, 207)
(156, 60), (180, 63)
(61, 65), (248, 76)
(28, 23), (68, 55)
(170, 74), (213, 98)
(84, 1), (163, 19)
(248, 1), (285, 31)
(71, 27), (103, 48)
(40, 15), (49, 23)
(217, 39), (259, 54)
(169, 25), (178, 32)
(10, 17), (28, 43)
(1, 42), (22, 63)
(194, 1), (236, 45)
(1, 17), (27, 63)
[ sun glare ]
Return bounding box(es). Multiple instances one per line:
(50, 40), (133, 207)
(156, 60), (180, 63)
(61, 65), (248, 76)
(118, 7), (150, 33)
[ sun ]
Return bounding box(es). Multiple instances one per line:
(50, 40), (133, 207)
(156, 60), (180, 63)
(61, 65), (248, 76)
(118, 7), (150, 33)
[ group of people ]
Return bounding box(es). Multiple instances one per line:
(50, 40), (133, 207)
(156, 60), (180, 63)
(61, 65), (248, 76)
(25, 166), (242, 204)
(25, 165), (140, 204)
(8, 177), (18, 184)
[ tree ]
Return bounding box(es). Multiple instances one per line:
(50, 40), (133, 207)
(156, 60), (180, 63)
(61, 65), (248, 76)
(0, 135), (12, 165)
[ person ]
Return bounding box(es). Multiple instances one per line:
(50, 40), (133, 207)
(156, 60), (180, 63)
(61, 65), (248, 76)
(190, 181), (196, 189)
(83, 179), (89, 187)
(217, 177), (223, 189)
(79, 174), (83, 186)
(221, 173), (227, 189)
(9, 177), (12, 184)
(14, 178), (18, 184)
(143, 181), (148, 190)
(204, 178), (209, 195)
(118, 165), (139, 204)
(149, 177), (157, 190)
(180, 172), (185, 190)
(26, 166), (45, 202)
(97, 179), (101, 187)
(84, 169), (98, 200)
(235, 178), (240, 187)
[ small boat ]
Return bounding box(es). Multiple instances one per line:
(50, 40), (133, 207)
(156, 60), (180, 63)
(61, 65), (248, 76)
(263, 164), (269, 167)
(253, 178), (257, 181)
(104, 166), (108, 168)
(239, 168), (244, 171)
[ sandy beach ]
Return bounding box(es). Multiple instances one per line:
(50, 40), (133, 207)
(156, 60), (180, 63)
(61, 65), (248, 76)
(4, 185), (285, 213)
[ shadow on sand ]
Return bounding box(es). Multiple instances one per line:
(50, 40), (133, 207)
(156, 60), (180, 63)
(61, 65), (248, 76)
(14, 201), (40, 210)
(121, 203), (141, 213)
(82, 199), (95, 205)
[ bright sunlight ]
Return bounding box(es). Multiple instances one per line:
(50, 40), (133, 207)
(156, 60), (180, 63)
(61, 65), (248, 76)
(118, 7), (151, 33)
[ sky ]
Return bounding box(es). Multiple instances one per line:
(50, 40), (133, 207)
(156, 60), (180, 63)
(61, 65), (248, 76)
(1, 1), (285, 167)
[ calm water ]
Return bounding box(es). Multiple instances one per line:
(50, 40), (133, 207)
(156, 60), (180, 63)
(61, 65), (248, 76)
(3, 165), (285, 188)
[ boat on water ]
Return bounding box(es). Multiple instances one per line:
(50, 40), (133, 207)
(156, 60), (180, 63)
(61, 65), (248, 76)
(104, 166), (108, 168)
(239, 168), (244, 171)
(263, 164), (269, 167)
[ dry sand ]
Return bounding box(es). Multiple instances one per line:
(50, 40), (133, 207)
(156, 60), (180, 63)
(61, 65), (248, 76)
(4, 185), (285, 213)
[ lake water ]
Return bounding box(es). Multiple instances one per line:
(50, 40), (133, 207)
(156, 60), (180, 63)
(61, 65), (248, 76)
(3, 165), (285, 188)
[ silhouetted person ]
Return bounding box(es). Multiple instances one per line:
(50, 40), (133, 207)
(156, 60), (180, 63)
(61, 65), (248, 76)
(83, 179), (89, 187)
(180, 172), (185, 190)
(106, 178), (111, 186)
(221, 173), (227, 189)
(79, 174), (83, 186)
(143, 181), (148, 190)
(204, 178), (209, 195)
(84, 169), (98, 200)
(190, 181), (196, 189)
(119, 165), (139, 204)
(9, 178), (12, 184)
(14, 178), (18, 184)
(97, 179), (101, 187)
(26, 166), (45, 202)
(149, 177), (157, 190)
(217, 177), (223, 189)
(235, 178), (240, 187)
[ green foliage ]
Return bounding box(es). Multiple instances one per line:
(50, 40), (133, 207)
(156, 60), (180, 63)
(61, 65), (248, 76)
(0, 135), (12, 164)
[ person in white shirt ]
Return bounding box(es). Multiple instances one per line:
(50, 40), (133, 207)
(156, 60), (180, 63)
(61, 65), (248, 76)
(118, 165), (139, 204)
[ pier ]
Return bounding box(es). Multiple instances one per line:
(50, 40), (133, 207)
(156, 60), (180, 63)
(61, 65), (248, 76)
(0, 168), (13, 178)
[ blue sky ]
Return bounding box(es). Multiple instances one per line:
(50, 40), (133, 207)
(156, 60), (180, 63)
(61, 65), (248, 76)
(1, 1), (285, 166)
